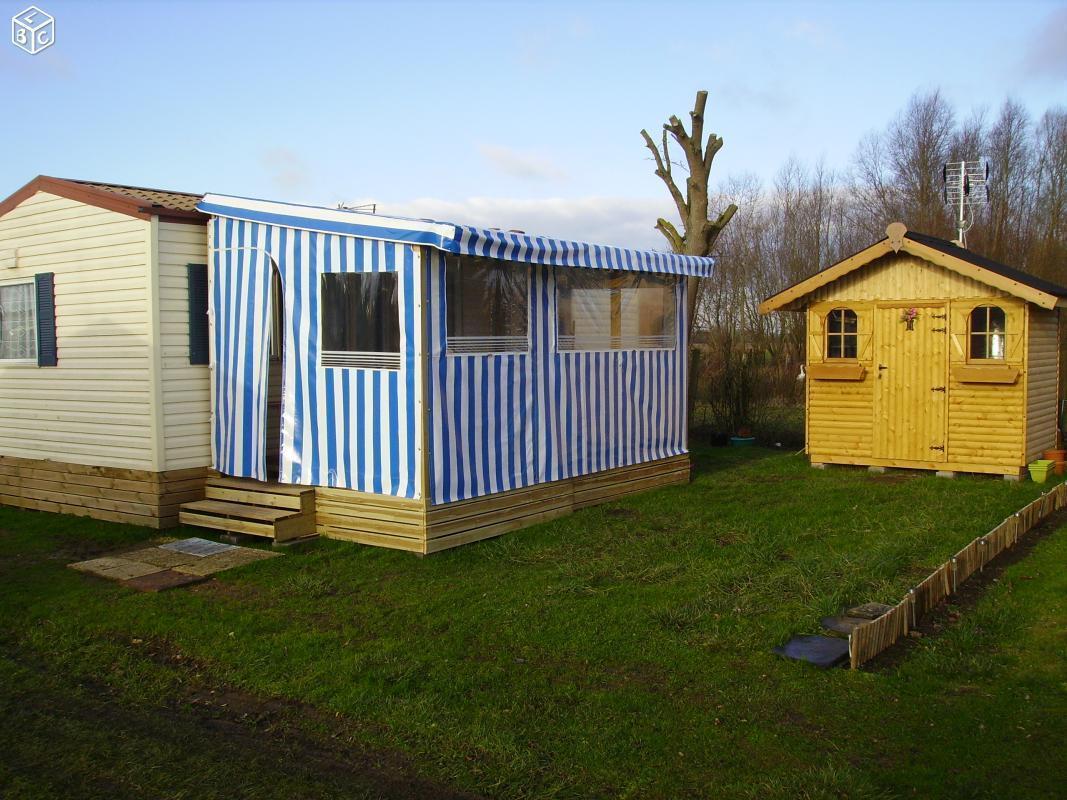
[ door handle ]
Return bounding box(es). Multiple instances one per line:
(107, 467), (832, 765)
(878, 364), (888, 371)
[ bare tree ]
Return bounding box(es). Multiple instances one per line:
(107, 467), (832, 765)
(984, 99), (1034, 263)
(1031, 109), (1067, 280)
(641, 90), (738, 333)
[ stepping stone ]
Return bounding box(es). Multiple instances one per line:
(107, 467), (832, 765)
(173, 547), (275, 576)
(773, 635), (850, 669)
(820, 615), (870, 635)
(160, 537), (236, 557)
(68, 557), (166, 581)
(123, 569), (211, 592)
(120, 547), (199, 568)
(846, 602), (894, 620)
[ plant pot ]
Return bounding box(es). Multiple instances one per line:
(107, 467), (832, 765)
(1043, 449), (1066, 475)
(729, 436), (756, 447)
(1028, 459), (1055, 483)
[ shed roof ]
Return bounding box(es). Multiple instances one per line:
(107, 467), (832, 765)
(759, 223), (1067, 312)
(0, 175), (206, 224)
(199, 193), (716, 277)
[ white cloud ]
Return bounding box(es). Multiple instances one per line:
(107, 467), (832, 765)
(362, 195), (676, 250)
(1022, 7), (1067, 79)
(260, 147), (311, 192)
(477, 143), (567, 182)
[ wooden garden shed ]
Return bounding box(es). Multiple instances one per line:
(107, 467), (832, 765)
(759, 223), (1066, 479)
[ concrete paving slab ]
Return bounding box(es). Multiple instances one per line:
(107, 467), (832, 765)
(69, 557), (165, 581)
(846, 602), (894, 620)
(123, 569), (211, 592)
(820, 615), (870, 635)
(120, 547), (199, 568)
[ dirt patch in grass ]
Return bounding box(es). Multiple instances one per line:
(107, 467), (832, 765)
(864, 508), (1065, 672)
(10, 636), (483, 800)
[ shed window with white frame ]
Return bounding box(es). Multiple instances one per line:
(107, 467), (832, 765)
(320, 273), (400, 369)
(0, 281), (37, 361)
(557, 270), (677, 351)
(445, 254), (528, 354)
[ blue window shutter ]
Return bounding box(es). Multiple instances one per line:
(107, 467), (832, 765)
(35, 272), (57, 367)
(187, 264), (209, 365)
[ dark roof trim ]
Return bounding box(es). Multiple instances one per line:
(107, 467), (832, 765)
(0, 175), (207, 225)
(903, 231), (1067, 298)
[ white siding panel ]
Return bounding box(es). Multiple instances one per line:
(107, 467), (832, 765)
(157, 221), (211, 470)
(0, 192), (155, 469)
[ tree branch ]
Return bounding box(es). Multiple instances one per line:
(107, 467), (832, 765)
(641, 127), (688, 223)
(654, 218), (685, 252)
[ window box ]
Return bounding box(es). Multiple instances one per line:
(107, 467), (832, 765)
(808, 363), (866, 381)
(951, 364), (1020, 384)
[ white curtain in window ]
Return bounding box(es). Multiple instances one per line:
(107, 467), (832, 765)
(571, 287), (612, 348)
(0, 283), (36, 360)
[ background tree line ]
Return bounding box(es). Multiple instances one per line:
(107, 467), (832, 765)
(692, 90), (1067, 442)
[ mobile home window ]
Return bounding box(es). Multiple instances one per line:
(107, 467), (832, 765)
(970, 305), (1006, 360)
(825, 308), (858, 359)
(445, 255), (529, 354)
(557, 269), (677, 351)
(320, 273), (400, 368)
(0, 281), (37, 361)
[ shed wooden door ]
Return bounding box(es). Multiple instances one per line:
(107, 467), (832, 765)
(873, 305), (948, 462)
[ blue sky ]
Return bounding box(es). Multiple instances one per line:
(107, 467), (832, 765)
(1, 0), (1064, 247)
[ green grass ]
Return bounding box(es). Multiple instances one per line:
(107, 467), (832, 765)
(1, 447), (1065, 799)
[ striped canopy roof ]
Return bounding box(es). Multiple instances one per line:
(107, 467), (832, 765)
(198, 194), (715, 277)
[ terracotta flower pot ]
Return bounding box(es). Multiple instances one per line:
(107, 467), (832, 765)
(1044, 449), (1066, 475)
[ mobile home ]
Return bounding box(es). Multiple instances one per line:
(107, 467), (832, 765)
(0, 176), (211, 527)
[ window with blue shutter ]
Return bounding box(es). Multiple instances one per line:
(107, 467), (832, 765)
(35, 272), (56, 367)
(187, 264), (209, 365)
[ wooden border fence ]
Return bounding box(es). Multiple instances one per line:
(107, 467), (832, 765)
(849, 482), (1067, 669)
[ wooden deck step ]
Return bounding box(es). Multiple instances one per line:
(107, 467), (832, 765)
(179, 484), (318, 544)
(181, 499), (295, 523)
(206, 476), (312, 497)
(205, 485), (309, 511)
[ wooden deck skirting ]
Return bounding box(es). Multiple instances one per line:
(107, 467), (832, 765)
(315, 453), (692, 554)
(0, 455), (207, 528)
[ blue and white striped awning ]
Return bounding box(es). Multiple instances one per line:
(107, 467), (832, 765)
(198, 194), (715, 277)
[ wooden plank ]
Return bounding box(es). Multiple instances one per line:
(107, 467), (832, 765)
(315, 485), (424, 510)
(207, 476), (311, 497)
(178, 511), (275, 538)
(424, 506), (573, 554)
(315, 512), (424, 537)
(206, 485), (305, 511)
(318, 525), (426, 552)
(426, 498), (573, 539)
(951, 365), (1021, 384)
(180, 499), (296, 522)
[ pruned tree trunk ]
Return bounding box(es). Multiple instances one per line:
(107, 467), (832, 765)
(641, 91), (737, 417)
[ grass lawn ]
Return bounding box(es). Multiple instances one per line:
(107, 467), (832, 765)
(1, 447), (1065, 799)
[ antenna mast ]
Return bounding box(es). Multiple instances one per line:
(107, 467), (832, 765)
(942, 159), (989, 248)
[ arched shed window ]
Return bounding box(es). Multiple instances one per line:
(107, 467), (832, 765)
(826, 308), (858, 359)
(970, 305), (1006, 360)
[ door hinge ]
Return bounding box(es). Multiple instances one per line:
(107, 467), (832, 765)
(931, 327), (947, 333)
(931, 313), (947, 319)
(931, 385), (946, 392)
(930, 445), (945, 451)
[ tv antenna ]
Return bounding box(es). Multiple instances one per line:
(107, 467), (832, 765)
(942, 159), (989, 248)
(337, 202), (377, 213)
